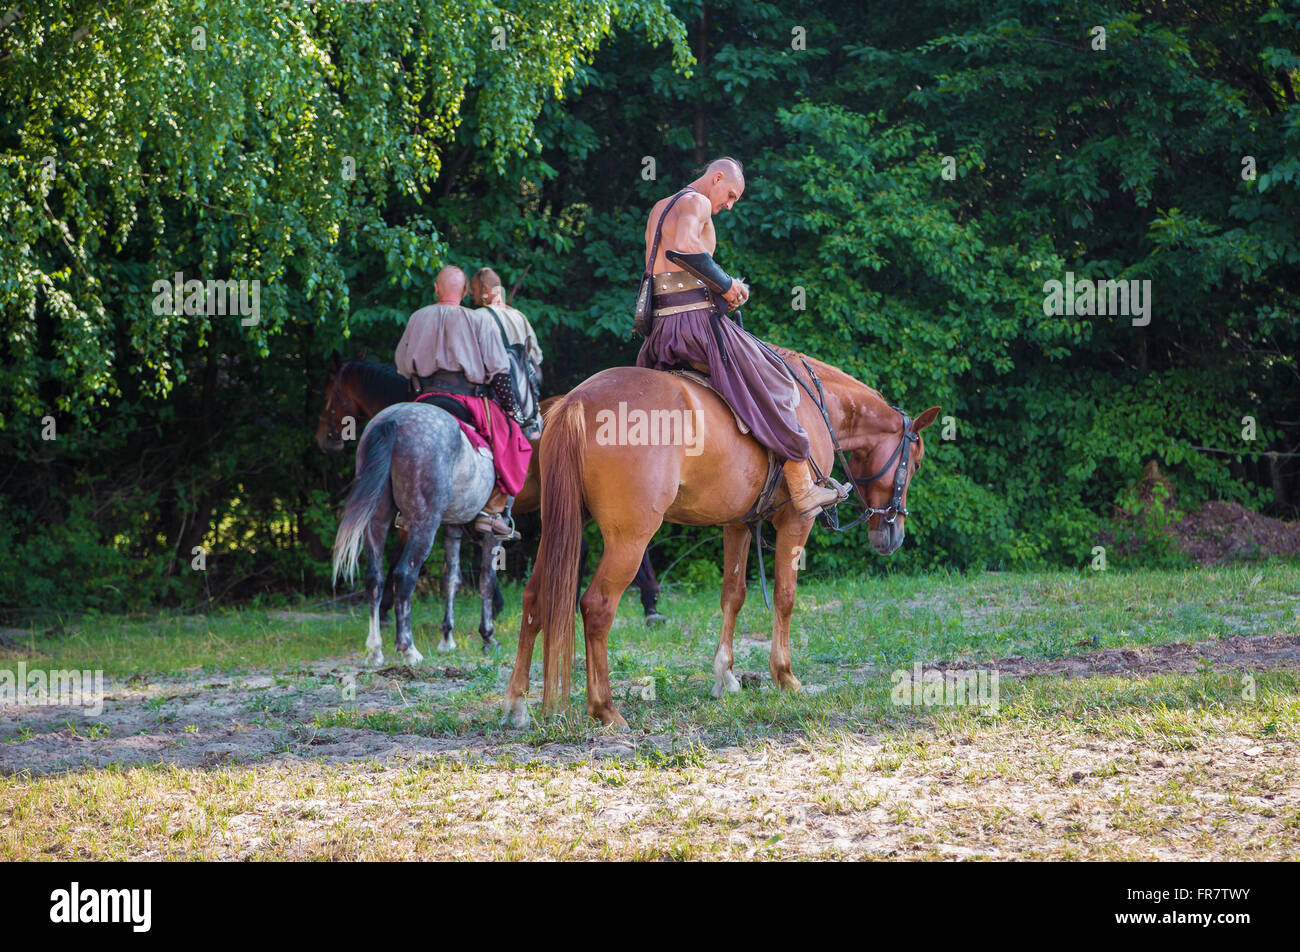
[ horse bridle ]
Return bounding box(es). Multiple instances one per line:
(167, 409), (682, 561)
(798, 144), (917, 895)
(319, 371), (358, 445)
(736, 348), (922, 610)
(853, 408), (919, 526)
(764, 349), (919, 533)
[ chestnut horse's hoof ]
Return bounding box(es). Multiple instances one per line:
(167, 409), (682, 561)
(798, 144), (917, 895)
(711, 670), (741, 698)
(502, 696), (530, 729)
(591, 705), (629, 730)
(644, 611), (668, 627)
(775, 672), (803, 692)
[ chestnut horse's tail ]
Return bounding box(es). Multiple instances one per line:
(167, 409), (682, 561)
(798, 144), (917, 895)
(538, 398), (587, 714)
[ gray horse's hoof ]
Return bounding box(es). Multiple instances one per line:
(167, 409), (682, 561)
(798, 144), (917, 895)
(480, 635), (500, 651)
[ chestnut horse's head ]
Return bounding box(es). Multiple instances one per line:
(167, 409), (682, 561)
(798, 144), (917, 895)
(849, 404), (941, 556)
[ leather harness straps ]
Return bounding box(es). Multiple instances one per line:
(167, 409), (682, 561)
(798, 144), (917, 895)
(638, 188), (696, 335)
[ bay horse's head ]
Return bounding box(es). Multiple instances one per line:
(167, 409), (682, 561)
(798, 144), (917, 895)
(316, 351), (360, 454)
(848, 402), (941, 556)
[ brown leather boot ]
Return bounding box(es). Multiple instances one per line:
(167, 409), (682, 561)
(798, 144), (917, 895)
(782, 459), (850, 520)
(473, 491), (521, 541)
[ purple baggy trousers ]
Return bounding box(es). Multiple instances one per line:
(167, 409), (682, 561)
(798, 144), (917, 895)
(635, 301), (812, 462)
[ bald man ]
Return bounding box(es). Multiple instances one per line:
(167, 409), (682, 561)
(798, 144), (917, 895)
(394, 265), (531, 540)
(636, 157), (848, 519)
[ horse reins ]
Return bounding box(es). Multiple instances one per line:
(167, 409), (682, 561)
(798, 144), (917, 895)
(774, 349), (919, 532)
(742, 346), (918, 608)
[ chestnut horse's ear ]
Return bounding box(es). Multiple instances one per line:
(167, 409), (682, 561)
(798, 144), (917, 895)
(328, 350), (342, 373)
(912, 406), (942, 432)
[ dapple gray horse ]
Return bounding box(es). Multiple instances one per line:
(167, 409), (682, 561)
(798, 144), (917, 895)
(332, 402), (501, 664)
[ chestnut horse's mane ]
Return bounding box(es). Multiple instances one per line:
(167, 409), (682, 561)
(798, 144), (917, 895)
(767, 345), (889, 408)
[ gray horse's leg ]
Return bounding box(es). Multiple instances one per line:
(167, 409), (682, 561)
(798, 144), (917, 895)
(478, 531), (501, 650)
(393, 518), (440, 665)
(439, 525), (463, 652)
(379, 524), (408, 624)
(363, 494), (396, 665)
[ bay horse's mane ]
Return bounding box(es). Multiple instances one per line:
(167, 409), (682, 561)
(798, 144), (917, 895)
(341, 358), (410, 406)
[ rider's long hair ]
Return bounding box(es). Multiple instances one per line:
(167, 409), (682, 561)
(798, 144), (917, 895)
(536, 398), (587, 713)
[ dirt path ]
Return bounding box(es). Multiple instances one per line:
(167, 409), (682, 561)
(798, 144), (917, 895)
(929, 633), (1300, 678)
(0, 659), (652, 776)
(3, 633), (1299, 778)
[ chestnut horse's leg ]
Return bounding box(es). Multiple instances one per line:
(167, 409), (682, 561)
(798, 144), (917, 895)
(711, 523), (750, 698)
(502, 572), (542, 727)
(580, 531), (658, 728)
(767, 511), (815, 691)
(439, 525), (462, 652)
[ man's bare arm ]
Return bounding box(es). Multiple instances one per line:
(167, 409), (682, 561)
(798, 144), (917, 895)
(668, 194), (749, 308)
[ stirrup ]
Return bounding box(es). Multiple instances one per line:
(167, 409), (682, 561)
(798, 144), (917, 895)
(821, 476), (852, 502)
(474, 510), (521, 541)
(793, 479), (849, 520)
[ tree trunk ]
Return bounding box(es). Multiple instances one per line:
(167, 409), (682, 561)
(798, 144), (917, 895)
(693, 5), (709, 166)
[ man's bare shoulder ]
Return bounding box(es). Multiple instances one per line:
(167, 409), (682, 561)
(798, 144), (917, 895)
(650, 188), (707, 219)
(671, 189), (709, 215)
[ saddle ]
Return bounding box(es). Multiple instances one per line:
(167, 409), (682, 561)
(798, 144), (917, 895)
(664, 368), (749, 435)
(414, 391), (474, 427)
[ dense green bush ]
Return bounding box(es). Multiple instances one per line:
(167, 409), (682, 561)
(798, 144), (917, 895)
(3, 0), (1298, 613)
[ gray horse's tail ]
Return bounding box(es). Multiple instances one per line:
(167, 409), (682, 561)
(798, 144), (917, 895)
(332, 418), (396, 586)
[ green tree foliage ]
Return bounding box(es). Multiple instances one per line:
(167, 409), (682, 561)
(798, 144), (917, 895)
(0, 0), (688, 611)
(442, 0), (1299, 577)
(2, 0), (1296, 612)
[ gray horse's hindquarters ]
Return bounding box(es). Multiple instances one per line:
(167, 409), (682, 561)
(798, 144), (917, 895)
(370, 402), (495, 525)
(348, 402), (497, 664)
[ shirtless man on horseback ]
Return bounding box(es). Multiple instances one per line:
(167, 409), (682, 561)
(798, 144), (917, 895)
(636, 157), (849, 518)
(501, 158), (940, 728)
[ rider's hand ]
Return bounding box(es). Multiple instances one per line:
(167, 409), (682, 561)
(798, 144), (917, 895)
(723, 278), (749, 311)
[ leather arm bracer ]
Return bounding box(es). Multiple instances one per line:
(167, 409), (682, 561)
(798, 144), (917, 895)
(665, 249), (735, 296)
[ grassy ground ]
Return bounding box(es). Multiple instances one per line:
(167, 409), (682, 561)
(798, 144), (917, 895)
(2, 563), (1299, 859)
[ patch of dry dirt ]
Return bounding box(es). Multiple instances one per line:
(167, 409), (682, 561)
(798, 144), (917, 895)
(0, 659), (674, 777)
(3, 634), (1299, 781)
(1172, 500), (1300, 564)
(928, 632), (1300, 679)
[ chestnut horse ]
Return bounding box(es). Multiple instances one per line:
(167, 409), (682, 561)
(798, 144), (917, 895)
(503, 350), (939, 727)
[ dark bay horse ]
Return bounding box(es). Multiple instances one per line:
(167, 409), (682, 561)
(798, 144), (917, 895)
(504, 352), (939, 728)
